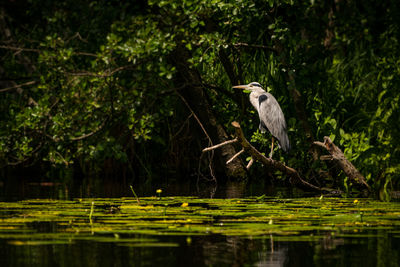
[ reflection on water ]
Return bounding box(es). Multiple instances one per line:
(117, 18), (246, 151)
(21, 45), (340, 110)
(0, 177), (300, 201)
(0, 234), (398, 267)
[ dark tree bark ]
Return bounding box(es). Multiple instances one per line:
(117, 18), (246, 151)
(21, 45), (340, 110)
(0, 8), (37, 92)
(313, 137), (370, 192)
(171, 44), (247, 181)
(286, 71), (320, 161)
(218, 48), (249, 123)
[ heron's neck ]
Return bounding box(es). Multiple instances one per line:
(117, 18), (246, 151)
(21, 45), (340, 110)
(249, 91), (263, 111)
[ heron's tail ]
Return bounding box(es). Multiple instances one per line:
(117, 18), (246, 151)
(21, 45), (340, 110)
(278, 133), (290, 153)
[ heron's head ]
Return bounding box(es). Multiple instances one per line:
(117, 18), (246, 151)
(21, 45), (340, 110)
(232, 82), (264, 92)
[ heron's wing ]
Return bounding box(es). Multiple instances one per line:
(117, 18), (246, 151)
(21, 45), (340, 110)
(258, 93), (290, 152)
(258, 95), (268, 133)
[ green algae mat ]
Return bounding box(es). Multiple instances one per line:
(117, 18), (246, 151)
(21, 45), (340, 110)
(0, 197), (399, 247)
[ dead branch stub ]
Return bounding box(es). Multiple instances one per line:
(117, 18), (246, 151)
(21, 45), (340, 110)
(313, 137), (370, 191)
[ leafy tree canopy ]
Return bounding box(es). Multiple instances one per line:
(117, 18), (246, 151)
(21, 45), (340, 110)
(1, 0), (399, 197)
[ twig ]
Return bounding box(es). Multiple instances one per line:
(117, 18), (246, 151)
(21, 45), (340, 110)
(202, 138), (238, 152)
(175, 90), (213, 145)
(133, 151), (153, 178)
(0, 45), (40, 53)
(70, 118), (108, 141)
(65, 32), (88, 43)
(246, 157), (254, 170)
(319, 155), (333, 161)
(171, 113), (192, 140)
(0, 45), (97, 57)
(226, 148), (245, 164)
(233, 43), (278, 53)
(5, 142), (43, 166)
(65, 65), (133, 77)
(74, 51), (97, 57)
(55, 151), (69, 166)
(313, 141), (325, 148)
(0, 81), (36, 92)
(175, 90), (217, 182)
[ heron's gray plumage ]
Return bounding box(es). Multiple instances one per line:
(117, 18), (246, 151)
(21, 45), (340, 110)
(234, 82), (290, 154)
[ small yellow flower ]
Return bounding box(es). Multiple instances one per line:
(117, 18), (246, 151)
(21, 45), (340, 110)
(353, 199), (359, 204)
(181, 202), (189, 207)
(156, 189), (162, 194)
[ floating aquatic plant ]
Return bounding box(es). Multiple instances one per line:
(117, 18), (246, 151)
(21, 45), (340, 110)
(0, 197), (398, 247)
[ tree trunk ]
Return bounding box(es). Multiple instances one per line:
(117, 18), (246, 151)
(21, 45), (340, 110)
(286, 71), (320, 161)
(171, 45), (247, 181)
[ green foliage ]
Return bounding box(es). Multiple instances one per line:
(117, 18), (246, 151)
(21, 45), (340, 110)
(1, 0), (399, 194)
(250, 130), (271, 149)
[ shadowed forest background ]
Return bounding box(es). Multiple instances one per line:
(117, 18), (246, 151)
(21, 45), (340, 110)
(1, 0), (399, 199)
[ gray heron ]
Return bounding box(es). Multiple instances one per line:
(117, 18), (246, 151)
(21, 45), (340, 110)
(233, 82), (290, 158)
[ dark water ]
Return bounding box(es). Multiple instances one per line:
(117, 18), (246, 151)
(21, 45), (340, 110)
(0, 177), (399, 267)
(0, 233), (398, 266)
(0, 176), (301, 201)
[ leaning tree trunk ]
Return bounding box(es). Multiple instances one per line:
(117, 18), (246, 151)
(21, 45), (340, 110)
(171, 44), (247, 181)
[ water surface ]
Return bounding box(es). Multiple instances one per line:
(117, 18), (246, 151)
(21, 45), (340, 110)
(0, 194), (399, 266)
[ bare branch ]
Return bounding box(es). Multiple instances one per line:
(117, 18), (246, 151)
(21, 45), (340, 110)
(246, 157), (254, 170)
(226, 148), (244, 165)
(0, 45), (97, 57)
(65, 65), (134, 77)
(0, 45), (40, 53)
(320, 155), (333, 161)
(70, 118), (108, 141)
(65, 32), (88, 43)
(202, 138), (238, 152)
(0, 81), (36, 92)
(73, 51), (97, 57)
(312, 141), (325, 149)
(233, 43), (278, 53)
(6, 143), (43, 166)
(175, 90), (213, 146)
(171, 113), (193, 140)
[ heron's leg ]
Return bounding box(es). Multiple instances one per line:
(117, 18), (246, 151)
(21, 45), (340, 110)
(269, 137), (275, 158)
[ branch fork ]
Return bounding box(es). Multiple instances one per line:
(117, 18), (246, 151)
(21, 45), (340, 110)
(203, 122), (369, 193)
(203, 121), (330, 193)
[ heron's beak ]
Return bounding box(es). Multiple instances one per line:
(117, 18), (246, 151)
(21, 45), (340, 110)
(232, 85), (248, 90)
